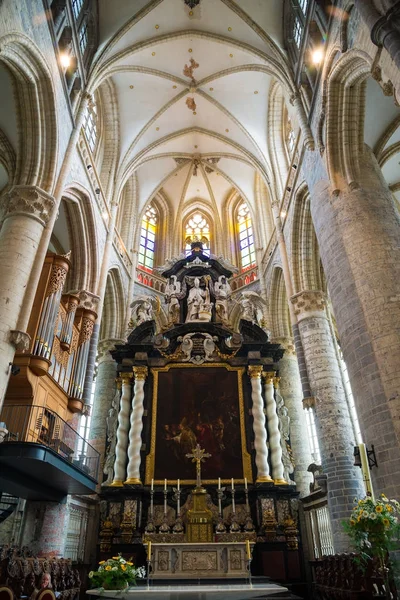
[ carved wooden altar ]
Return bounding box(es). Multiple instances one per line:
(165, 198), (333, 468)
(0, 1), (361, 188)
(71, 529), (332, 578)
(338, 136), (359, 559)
(98, 244), (305, 588)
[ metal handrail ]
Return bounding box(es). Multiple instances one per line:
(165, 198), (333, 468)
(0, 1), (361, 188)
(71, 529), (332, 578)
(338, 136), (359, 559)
(0, 404), (99, 481)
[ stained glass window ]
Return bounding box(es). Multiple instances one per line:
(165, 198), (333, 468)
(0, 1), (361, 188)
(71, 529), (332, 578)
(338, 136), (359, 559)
(79, 19), (88, 53)
(293, 17), (302, 48)
(138, 203), (157, 271)
(298, 0), (309, 15)
(83, 100), (97, 153)
(237, 202), (256, 270)
(184, 212), (210, 255)
(72, 0), (84, 19)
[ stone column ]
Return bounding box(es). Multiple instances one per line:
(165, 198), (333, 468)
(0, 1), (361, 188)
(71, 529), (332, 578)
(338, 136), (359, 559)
(111, 372), (133, 486)
(311, 151), (400, 500)
(248, 365), (272, 483)
(0, 186), (56, 408)
(262, 371), (286, 485)
(291, 290), (365, 551)
(273, 338), (313, 497)
(125, 366), (148, 485)
(89, 339), (119, 474)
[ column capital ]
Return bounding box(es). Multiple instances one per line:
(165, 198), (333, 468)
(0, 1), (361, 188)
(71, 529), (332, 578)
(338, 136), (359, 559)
(3, 186), (56, 226)
(115, 376), (122, 390)
(120, 372), (133, 382)
(290, 290), (326, 319)
(273, 376), (281, 389)
(302, 396), (316, 409)
(262, 370), (275, 384)
(248, 365), (263, 379)
(270, 337), (296, 355)
(9, 329), (31, 352)
(133, 366), (148, 380)
(97, 338), (124, 361)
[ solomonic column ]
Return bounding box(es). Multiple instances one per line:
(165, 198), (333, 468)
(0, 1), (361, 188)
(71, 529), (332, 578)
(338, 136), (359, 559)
(0, 186), (56, 407)
(111, 372), (133, 487)
(291, 290), (365, 551)
(248, 365), (272, 483)
(272, 338), (313, 497)
(263, 371), (287, 485)
(124, 366), (148, 485)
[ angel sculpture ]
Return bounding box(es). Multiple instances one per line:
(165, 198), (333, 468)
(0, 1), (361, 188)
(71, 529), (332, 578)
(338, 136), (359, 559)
(129, 295), (159, 328)
(238, 291), (268, 328)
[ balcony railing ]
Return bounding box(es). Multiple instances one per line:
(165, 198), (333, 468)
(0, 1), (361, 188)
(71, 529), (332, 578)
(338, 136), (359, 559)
(0, 404), (99, 481)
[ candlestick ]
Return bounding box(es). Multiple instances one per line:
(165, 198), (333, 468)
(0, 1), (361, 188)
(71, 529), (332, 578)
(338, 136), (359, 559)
(245, 477), (247, 490)
(164, 478), (167, 491)
(231, 486), (236, 514)
(218, 477), (221, 490)
(231, 477), (234, 490)
(177, 478), (180, 491)
(151, 478), (154, 491)
(246, 539), (251, 560)
(147, 541), (152, 560)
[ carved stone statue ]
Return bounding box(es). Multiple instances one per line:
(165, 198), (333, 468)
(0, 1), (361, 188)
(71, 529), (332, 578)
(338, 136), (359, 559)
(185, 277), (213, 322)
(165, 275), (181, 324)
(238, 291), (269, 332)
(276, 390), (295, 484)
(214, 275), (231, 324)
(129, 295), (158, 329)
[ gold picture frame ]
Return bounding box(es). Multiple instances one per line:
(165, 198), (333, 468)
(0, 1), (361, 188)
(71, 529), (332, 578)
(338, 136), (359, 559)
(145, 362), (252, 485)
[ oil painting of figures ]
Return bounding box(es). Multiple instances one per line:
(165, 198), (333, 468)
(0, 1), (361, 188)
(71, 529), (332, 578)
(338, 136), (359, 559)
(152, 367), (245, 481)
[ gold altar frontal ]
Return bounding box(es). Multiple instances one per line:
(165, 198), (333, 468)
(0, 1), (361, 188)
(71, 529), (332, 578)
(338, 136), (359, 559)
(150, 542), (252, 579)
(186, 487), (213, 543)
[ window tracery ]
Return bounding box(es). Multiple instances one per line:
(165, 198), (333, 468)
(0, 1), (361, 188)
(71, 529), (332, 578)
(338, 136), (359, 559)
(138, 203), (157, 271)
(83, 100), (97, 153)
(184, 212), (210, 255)
(236, 202), (256, 271)
(71, 0), (84, 19)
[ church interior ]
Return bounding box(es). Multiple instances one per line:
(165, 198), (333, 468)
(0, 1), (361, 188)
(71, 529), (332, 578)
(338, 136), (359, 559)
(0, 0), (400, 598)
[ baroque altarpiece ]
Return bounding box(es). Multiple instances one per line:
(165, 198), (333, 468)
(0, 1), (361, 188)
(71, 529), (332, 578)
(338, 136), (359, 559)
(99, 244), (304, 583)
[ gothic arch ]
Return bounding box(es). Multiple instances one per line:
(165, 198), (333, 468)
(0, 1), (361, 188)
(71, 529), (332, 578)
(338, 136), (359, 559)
(100, 267), (126, 340)
(269, 267), (291, 339)
(0, 33), (57, 193)
(291, 183), (323, 294)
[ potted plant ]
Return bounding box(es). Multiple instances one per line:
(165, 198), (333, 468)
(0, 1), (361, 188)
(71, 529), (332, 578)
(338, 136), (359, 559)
(88, 555), (145, 590)
(343, 494), (400, 598)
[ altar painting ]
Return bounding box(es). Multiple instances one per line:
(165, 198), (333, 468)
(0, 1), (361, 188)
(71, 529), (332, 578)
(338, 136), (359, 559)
(147, 365), (251, 483)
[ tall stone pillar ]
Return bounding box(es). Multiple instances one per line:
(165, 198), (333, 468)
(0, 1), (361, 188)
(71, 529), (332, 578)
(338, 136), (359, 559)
(0, 186), (56, 407)
(111, 372), (133, 486)
(262, 371), (286, 485)
(291, 290), (365, 551)
(248, 365), (272, 483)
(89, 339), (119, 477)
(311, 150), (400, 500)
(125, 366), (148, 485)
(272, 337), (313, 497)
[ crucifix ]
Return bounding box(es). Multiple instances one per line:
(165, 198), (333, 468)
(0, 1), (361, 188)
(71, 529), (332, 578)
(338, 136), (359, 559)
(186, 444), (211, 488)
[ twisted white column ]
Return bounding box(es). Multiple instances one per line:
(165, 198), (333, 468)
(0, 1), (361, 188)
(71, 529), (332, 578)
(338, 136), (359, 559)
(111, 372), (133, 486)
(125, 366), (148, 485)
(263, 372), (287, 485)
(248, 365), (272, 483)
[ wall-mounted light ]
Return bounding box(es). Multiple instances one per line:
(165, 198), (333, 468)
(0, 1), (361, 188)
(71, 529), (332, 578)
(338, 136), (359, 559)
(311, 48), (324, 65)
(59, 53), (71, 68)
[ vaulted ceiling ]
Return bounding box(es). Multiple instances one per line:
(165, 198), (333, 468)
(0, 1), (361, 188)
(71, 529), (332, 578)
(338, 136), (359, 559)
(91, 0), (291, 220)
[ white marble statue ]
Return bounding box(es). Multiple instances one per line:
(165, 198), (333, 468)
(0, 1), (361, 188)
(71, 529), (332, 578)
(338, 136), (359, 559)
(129, 295), (158, 328)
(238, 291), (269, 331)
(165, 275), (181, 324)
(214, 275), (232, 324)
(185, 277), (213, 322)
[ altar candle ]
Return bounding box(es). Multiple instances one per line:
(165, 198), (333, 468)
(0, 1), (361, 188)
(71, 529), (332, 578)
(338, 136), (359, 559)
(151, 478), (154, 491)
(147, 541), (152, 561)
(218, 477), (221, 490)
(246, 540), (251, 560)
(177, 479), (180, 491)
(231, 478), (234, 490)
(245, 477), (247, 490)
(164, 478), (167, 491)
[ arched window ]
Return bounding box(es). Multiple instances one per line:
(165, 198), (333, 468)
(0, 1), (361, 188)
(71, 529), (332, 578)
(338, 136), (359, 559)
(79, 18), (89, 53)
(71, 0), (84, 19)
(83, 99), (97, 153)
(236, 202), (256, 271)
(184, 212), (210, 255)
(138, 203), (157, 272)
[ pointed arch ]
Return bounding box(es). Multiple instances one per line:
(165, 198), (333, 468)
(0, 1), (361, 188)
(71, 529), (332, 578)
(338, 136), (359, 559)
(0, 33), (58, 193)
(269, 267), (291, 339)
(100, 268), (126, 340)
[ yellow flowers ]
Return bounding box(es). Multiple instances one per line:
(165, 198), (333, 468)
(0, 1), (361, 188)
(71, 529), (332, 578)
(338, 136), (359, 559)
(112, 557), (120, 559)
(386, 504), (393, 512)
(121, 565), (127, 571)
(383, 518), (390, 527)
(126, 562), (133, 566)
(376, 505), (383, 513)
(99, 561), (105, 565)
(350, 519), (356, 526)
(105, 566), (112, 571)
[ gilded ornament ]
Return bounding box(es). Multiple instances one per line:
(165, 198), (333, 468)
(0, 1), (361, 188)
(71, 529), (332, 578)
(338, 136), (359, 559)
(248, 365), (263, 379)
(262, 371), (275, 384)
(133, 366), (148, 380)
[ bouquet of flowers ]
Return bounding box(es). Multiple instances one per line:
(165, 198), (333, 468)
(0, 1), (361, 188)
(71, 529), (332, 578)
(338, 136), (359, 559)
(344, 495), (400, 597)
(88, 555), (146, 590)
